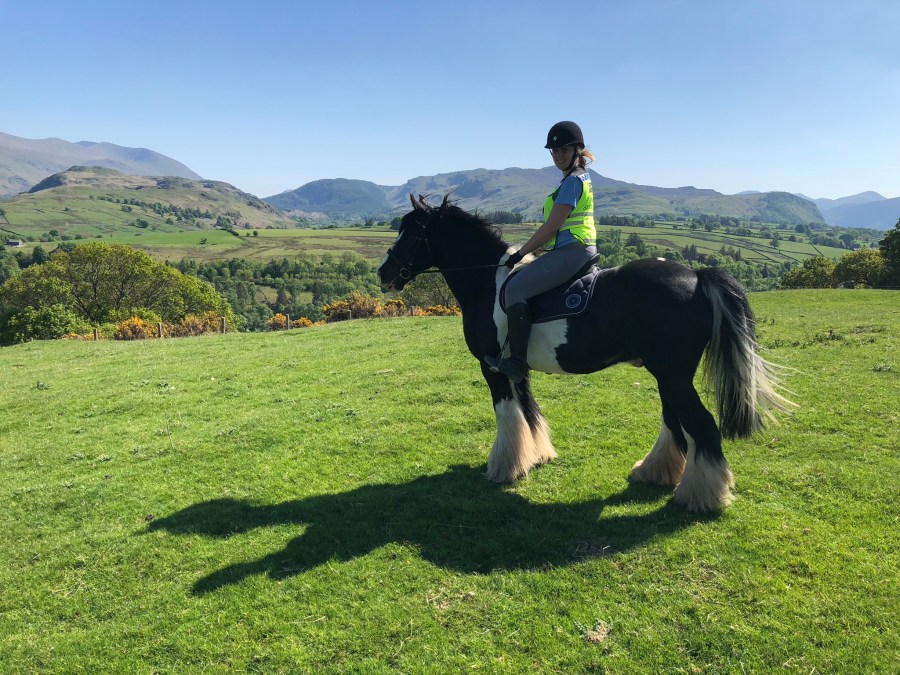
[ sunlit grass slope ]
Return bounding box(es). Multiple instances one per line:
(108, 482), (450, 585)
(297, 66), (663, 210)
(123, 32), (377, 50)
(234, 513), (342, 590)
(0, 290), (897, 672)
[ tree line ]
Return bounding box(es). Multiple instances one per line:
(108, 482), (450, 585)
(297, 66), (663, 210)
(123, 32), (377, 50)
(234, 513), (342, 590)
(779, 220), (900, 288)
(2, 220), (897, 343)
(0, 242), (235, 344)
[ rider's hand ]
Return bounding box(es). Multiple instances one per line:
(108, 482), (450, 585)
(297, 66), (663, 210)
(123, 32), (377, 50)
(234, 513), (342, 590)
(504, 251), (523, 268)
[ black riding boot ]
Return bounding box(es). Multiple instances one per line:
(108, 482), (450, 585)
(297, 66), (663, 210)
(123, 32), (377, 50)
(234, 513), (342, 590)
(485, 301), (532, 383)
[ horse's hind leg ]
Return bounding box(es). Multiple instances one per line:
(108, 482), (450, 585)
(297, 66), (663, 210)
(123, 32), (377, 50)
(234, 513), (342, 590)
(482, 365), (556, 483)
(630, 395), (687, 486)
(659, 378), (735, 512)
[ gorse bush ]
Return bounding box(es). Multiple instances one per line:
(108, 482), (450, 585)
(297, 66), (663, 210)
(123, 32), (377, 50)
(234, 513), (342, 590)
(114, 316), (156, 340)
(412, 305), (461, 317)
(322, 292), (461, 324)
(266, 313), (324, 331)
(110, 313), (228, 340)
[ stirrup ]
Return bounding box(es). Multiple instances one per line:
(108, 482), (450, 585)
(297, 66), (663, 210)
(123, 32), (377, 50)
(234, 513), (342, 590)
(484, 354), (528, 383)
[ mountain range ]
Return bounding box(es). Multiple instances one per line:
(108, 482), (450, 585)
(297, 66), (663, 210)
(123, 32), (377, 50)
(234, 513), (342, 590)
(264, 168), (826, 226)
(0, 132), (200, 197)
(809, 192), (900, 230)
(2, 132), (897, 229)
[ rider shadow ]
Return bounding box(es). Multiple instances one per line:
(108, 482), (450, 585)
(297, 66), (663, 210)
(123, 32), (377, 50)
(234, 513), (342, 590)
(147, 465), (715, 595)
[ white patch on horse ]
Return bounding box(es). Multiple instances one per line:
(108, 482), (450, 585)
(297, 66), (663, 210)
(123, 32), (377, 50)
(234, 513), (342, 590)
(673, 430), (735, 512)
(630, 418), (686, 486)
(486, 398), (556, 483)
(492, 251), (570, 376)
(528, 320), (568, 374)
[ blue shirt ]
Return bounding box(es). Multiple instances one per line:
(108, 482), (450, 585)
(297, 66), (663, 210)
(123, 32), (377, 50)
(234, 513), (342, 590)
(551, 171), (585, 248)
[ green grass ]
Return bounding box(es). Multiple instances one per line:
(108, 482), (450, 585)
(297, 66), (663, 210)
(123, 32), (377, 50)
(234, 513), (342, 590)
(1, 291), (898, 672)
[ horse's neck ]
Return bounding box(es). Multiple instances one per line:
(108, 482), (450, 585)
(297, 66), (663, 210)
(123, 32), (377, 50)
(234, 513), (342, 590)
(433, 223), (507, 311)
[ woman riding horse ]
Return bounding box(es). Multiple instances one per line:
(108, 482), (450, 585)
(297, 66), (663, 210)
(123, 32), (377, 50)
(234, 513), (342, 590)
(378, 190), (792, 514)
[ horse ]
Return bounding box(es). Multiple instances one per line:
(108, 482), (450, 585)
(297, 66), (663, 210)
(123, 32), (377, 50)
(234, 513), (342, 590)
(378, 194), (793, 512)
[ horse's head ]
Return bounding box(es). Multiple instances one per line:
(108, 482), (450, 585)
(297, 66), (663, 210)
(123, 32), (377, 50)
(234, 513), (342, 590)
(378, 194), (439, 291)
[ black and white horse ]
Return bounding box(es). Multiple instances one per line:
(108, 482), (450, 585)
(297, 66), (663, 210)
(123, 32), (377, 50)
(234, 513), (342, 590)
(379, 195), (792, 512)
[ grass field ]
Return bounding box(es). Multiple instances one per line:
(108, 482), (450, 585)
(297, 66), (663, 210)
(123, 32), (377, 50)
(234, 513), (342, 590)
(6, 214), (853, 267)
(8, 227), (402, 264)
(1, 290), (898, 672)
(593, 223), (848, 265)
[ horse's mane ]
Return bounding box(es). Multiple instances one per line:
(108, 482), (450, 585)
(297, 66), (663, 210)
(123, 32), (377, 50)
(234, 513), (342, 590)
(431, 194), (506, 248)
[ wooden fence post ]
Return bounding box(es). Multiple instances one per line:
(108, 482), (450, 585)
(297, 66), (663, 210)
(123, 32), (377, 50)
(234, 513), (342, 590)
(221, 317), (227, 334)
(158, 322), (164, 338)
(93, 328), (99, 341)
(286, 314), (291, 330)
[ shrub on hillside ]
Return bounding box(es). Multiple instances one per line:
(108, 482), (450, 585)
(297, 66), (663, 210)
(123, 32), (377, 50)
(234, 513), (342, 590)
(114, 316), (156, 340)
(832, 248), (884, 288)
(379, 298), (406, 317)
(292, 317), (321, 328)
(780, 256), (836, 289)
(267, 313), (290, 330)
(6, 304), (90, 343)
(323, 291), (383, 322)
(170, 312), (223, 337)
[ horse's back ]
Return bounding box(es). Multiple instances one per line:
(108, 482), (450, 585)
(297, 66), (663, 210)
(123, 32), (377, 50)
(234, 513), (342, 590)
(558, 259), (712, 375)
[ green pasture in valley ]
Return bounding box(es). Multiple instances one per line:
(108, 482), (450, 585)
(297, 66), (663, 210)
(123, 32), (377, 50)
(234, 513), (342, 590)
(590, 224), (848, 265)
(1, 290), (897, 672)
(11, 227), (401, 264)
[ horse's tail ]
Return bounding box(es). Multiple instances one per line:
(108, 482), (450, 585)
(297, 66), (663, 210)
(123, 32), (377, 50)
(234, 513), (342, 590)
(697, 268), (795, 439)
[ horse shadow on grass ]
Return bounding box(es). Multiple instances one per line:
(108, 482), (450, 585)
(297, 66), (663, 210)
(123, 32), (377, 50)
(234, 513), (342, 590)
(147, 465), (717, 595)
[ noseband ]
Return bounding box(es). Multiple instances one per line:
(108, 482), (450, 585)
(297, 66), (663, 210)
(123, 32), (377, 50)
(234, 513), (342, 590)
(385, 216), (434, 285)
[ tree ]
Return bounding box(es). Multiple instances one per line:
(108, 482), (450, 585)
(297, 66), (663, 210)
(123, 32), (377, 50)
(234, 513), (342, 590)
(832, 248), (884, 287)
(0, 243), (235, 339)
(399, 273), (457, 309)
(6, 304), (89, 342)
(31, 245), (49, 265)
(780, 256), (835, 288)
(0, 251), (20, 284)
(878, 219), (900, 287)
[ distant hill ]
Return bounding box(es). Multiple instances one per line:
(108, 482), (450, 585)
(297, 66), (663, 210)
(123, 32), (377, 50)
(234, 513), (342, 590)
(265, 168), (825, 226)
(809, 192), (898, 230)
(0, 166), (298, 239)
(0, 131), (201, 196)
(266, 178), (391, 217)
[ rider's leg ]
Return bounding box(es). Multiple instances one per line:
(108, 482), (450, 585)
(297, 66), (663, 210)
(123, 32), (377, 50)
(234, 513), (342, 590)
(485, 301), (532, 382)
(487, 245), (596, 382)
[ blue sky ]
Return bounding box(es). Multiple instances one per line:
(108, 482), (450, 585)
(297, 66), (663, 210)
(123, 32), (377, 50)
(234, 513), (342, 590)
(2, 1), (898, 199)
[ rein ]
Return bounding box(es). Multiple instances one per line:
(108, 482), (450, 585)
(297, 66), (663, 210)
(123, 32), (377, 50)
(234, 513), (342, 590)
(414, 263), (506, 276)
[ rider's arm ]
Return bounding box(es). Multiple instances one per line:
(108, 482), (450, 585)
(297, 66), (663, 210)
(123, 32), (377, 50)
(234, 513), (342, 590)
(517, 203), (574, 257)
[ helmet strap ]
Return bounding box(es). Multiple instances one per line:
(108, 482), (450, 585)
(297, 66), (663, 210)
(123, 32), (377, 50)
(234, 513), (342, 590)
(564, 147), (581, 175)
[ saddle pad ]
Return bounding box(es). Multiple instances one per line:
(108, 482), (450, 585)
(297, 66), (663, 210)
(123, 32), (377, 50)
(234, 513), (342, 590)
(499, 266), (601, 324)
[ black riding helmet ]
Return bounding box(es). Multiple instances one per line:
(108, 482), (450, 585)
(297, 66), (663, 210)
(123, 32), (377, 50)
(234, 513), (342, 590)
(545, 121), (584, 149)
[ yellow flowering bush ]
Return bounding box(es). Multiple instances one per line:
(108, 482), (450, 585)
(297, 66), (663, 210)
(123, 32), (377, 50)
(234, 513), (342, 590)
(267, 313), (289, 331)
(323, 291), (384, 322)
(171, 312), (222, 337)
(422, 305), (460, 316)
(292, 317), (321, 328)
(114, 316), (156, 340)
(378, 298), (406, 317)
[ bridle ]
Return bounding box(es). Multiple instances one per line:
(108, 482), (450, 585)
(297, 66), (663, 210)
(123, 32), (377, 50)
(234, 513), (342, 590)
(384, 215), (434, 284)
(384, 211), (506, 286)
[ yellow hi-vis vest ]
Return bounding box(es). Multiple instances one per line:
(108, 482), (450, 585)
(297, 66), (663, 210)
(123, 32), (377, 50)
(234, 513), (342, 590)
(542, 170), (595, 250)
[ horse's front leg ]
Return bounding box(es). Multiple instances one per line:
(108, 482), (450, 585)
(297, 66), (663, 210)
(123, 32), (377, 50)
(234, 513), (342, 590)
(481, 364), (557, 483)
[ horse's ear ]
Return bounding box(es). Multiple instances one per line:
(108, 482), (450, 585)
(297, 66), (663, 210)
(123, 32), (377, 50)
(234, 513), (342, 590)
(409, 193), (421, 210)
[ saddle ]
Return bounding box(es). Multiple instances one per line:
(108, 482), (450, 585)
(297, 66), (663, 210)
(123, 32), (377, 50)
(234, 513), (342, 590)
(499, 254), (602, 324)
